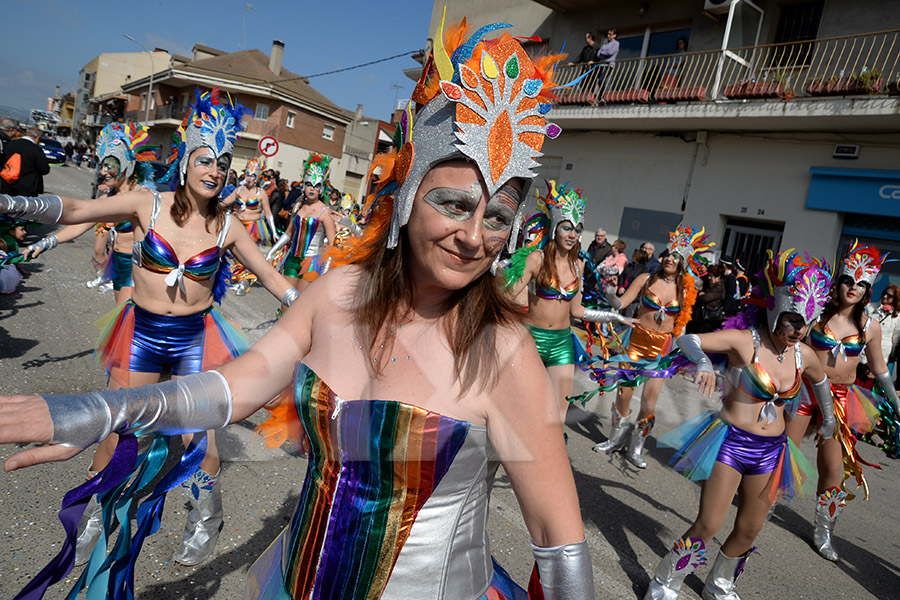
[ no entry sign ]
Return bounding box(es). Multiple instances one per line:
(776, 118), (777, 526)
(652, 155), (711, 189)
(258, 136), (279, 157)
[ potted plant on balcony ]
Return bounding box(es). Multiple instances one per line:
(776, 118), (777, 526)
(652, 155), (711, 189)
(851, 69), (883, 94)
(723, 72), (784, 100)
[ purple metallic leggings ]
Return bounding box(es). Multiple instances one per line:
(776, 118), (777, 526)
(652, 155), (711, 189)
(716, 425), (785, 476)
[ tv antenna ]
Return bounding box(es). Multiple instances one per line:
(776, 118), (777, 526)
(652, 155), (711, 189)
(240, 3), (258, 49)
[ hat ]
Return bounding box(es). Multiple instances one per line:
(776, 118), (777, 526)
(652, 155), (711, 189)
(839, 240), (886, 287)
(763, 249), (832, 333)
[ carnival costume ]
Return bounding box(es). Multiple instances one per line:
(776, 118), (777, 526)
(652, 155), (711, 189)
(584, 225), (711, 465)
(267, 154), (332, 280)
(794, 242), (899, 561)
(645, 249), (834, 600)
(228, 157), (274, 292)
(8, 16), (600, 600)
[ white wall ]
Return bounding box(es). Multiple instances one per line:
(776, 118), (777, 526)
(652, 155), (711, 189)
(546, 130), (900, 260)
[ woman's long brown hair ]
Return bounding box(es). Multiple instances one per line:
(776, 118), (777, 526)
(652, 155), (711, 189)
(172, 182), (225, 234)
(820, 278), (871, 334)
(535, 237), (581, 292)
(352, 200), (522, 394)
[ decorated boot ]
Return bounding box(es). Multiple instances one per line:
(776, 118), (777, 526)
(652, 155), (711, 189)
(73, 470), (102, 567)
(813, 487), (846, 561)
(173, 468), (224, 566)
(643, 537), (707, 600)
(701, 547), (756, 600)
(593, 402), (632, 454)
(627, 415), (656, 469)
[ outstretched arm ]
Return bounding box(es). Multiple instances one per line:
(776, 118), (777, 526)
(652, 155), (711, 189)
(228, 223), (297, 305)
(23, 221), (97, 258)
(865, 320), (900, 414)
(1, 189), (146, 225)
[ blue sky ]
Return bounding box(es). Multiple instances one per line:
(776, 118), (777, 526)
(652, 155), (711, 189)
(1, 0), (433, 121)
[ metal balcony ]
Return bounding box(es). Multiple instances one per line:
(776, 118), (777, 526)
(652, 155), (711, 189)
(550, 29), (900, 131)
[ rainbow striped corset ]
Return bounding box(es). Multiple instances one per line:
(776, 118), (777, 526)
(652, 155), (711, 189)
(290, 213), (326, 258)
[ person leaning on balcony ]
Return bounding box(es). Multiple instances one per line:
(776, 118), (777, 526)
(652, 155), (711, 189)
(595, 28), (619, 91)
(569, 31), (598, 66)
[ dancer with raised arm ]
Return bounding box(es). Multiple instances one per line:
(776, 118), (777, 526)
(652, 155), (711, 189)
(786, 241), (899, 561)
(222, 157), (275, 295)
(591, 226), (710, 467)
(0, 20), (596, 599)
(1, 89), (298, 573)
(645, 250), (834, 600)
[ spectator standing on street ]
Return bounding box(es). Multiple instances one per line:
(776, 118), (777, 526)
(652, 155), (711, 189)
(64, 142), (75, 165)
(720, 256), (739, 317)
(598, 238), (627, 289)
(735, 259), (749, 298)
(588, 228), (612, 264)
(864, 284), (900, 376)
(1, 125), (50, 197)
(697, 263), (725, 332)
(0, 118), (18, 155)
(642, 241), (660, 274)
(619, 248), (649, 317)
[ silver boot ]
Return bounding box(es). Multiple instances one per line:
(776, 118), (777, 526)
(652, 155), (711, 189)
(173, 468), (224, 566)
(627, 415), (656, 469)
(593, 402), (632, 454)
(643, 537), (707, 600)
(74, 495), (103, 566)
(701, 547), (756, 600)
(813, 487), (846, 562)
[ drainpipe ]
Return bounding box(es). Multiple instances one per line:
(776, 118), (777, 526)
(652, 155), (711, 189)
(681, 131), (708, 213)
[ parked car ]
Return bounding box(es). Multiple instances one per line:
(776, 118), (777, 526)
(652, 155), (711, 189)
(39, 137), (66, 164)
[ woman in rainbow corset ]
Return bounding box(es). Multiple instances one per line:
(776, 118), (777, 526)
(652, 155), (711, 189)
(26, 121), (156, 306)
(593, 225), (710, 468)
(785, 241), (899, 562)
(1, 88), (297, 570)
(0, 23), (597, 599)
(267, 153), (337, 309)
(645, 249), (835, 600)
(222, 157), (275, 294)
(505, 180), (631, 422)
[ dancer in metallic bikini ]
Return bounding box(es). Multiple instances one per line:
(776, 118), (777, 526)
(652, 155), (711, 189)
(646, 249), (835, 600)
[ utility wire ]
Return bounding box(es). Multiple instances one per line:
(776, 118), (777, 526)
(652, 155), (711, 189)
(271, 50), (424, 83)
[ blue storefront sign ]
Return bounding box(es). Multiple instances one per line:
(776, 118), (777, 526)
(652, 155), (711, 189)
(807, 167), (900, 218)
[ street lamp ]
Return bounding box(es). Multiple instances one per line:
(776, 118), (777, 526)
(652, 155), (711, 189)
(123, 34), (154, 122)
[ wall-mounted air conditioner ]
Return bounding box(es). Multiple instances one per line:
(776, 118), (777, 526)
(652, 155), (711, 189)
(704, 0), (734, 15)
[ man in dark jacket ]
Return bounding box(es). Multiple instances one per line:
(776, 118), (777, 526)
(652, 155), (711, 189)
(720, 257), (738, 316)
(1, 125), (50, 196)
(587, 228), (612, 264)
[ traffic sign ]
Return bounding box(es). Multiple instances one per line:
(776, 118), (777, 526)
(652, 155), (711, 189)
(258, 136), (279, 157)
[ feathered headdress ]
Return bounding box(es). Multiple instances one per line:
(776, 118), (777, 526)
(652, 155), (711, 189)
(244, 157), (262, 179)
(757, 249), (832, 333)
(96, 121), (158, 187)
(839, 240), (886, 287)
(302, 153), (332, 187)
(382, 9), (567, 252)
(538, 179), (586, 234)
(667, 224), (714, 277)
(167, 88), (249, 186)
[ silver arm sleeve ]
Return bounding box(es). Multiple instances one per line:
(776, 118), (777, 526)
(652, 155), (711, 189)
(605, 285), (622, 310)
(27, 234), (58, 254)
(810, 376), (837, 438)
(281, 287), (299, 307)
(675, 334), (715, 374)
(265, 233), (291, 262)
(267, 215), (276, 238)
(43, 371), (232, 449)
(582, 308), (629, 325)
(531, 539), (595, 599)
(0, 194), (64, 224)
(873, 370), (900, 416)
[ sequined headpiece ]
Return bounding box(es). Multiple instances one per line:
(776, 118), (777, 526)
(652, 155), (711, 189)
(245, 158), (262, 179)
(763, 249), (832, 333)
(538, 180), (585, 234)
(173, 88), (248, 186)
(303, 153), (332, 187)
(380, 11), (567, 251)
(667, 224), (714, 276)
(97, 121), (149, 180)
(839, 240), (886, 287)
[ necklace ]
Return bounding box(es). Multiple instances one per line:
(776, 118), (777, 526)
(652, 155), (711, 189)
(766, 331), (788, 363)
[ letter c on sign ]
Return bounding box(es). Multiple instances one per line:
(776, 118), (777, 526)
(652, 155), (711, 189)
(879, 185), (900, 200)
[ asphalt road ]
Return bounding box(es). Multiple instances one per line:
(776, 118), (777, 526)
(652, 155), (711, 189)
(1, 165), (898, 599)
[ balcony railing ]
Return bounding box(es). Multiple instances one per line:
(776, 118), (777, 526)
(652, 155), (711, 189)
(553, 29), (900, 107)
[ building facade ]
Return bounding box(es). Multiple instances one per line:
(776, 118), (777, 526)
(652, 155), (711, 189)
(429, 0), (900, 289)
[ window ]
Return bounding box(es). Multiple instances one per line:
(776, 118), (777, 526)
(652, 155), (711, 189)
(181, 92), (190, 113)
(286, 111), (296, 128)
(322, 124), (334, 140)
(254, 103), (269, 120)
(721, 218), (784, 276)
(84, 72), (92, 82)
(140, 93), (146, 110)
(773, 1), (824, 45)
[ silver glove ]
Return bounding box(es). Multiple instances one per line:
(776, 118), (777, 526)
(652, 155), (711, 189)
(605, 285), (622, 309)
(281, 286), (299, 307)
(43, 371), (232, 449)
(27, 234), (58, 254)
(531, 539), (595, 599)
(266, 233), (290, 262)
(0, 194), (63, 224)
(810, 376), (837, 438)
(582, 308), (628, 325)
(266, 215), (276, 238)
(676, 334), (714, 374)
(873, 370), (900, 417)
(338, 215), (363, 237)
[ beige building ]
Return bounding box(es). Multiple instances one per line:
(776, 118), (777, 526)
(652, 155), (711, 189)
(422, 0), (900, 288)
(120, 41), (353, 187)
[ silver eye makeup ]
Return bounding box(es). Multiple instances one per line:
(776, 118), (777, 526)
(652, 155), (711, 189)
(559, 223), (584, 235)
(422, 184), (522, 232)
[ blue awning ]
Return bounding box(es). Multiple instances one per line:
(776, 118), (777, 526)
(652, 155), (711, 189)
(806, 167), (900, 217)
